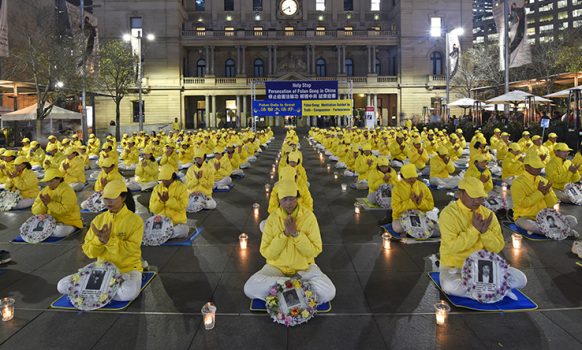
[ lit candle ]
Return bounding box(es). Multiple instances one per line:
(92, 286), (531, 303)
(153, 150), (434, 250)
(334, 174), (338, 180)
(381, 232), (391, 249)
(354, 205), (361, 214)
(341, 183), (347, 192)
(1, 298), (14, 322)
(511, 233), (523, 249)
(327, 164), (331, 171)
(501, 182), (508, 193)
(252, 202), (260, 216)
(434, 300), (450, 326)
(270, 174), (274, 180)
(239, 233), (248, 250)
(554, 203), (560, 213)
(201, 302), (217, 330)
(265, 183), (271, 192)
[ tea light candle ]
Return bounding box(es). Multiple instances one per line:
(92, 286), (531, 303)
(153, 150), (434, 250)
(327, 164), (331, 171)
(1, 297), (15, 322)
(239, 233), (248, 250)
(201, 302), (217, 330)
(252, 203), (260, 216)
(434, 300), (450, 326)
(265, 183), (271, 192)
(511, 233), (523, 249)
(270, 174), (274, 180)
(334, 174), (338, 180)
(501, 182), (508, 193)
(354, 204), (361, 214)
(341, 183), (347, 192)
(381, 232), (391, 249)
(553, 203), (560, 212)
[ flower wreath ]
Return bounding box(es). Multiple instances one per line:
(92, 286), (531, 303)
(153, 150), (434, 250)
(187, 193), (208, 213)
(398, 210), (434, 239)
(66, 261), (124, 311)
(19, 214), (57, 243)
(265, 279), (318, 327)
(0, 189), (22, 212)
(461, 250), (511, 304)
(374, 184), (392, 209)
(142, 215), (175, 246)
(482, 193), (507, 212)
(564, 183), (582, 206)
(84, 192), (107, 213)
(536, 208), (571, 240)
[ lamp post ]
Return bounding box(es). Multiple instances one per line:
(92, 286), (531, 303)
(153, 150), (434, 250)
(123, 32), (155, 132)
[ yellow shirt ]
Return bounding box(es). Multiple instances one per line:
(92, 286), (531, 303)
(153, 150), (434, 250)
(209, 156), (233, 181)
(367, 167), (398, 194)
(121, 147), (140, 165)
(178, 147), (195, 164)
(546, 156), (581, 191)
(407, 147), (429, 170)
(185, 162), (215, 197)
(268, 181), (313, 213)
(260, 205), (322, 276)
(511, 172), (558, 221)
(430, 156), (455, 179)
(439, 200), (504, 268)
(32, 182), (83, 228)
(389, 142), (407, 161)
(82, 205), (143, 273)
(43, 153), (65, 171)
(6, 168), (39, 199)
(150, 180), (189, 225)
(28, 147), (46, 166)
(60, 157), (86, 184)
(464, 164), (493, 193)
(94, 169), (124, 192)
(354, 154), (377, 180)
(135, 159), (158, 183)
(391, 180), (434, 220)
(501, 153), (524, 180)
(160, 152), (179, 171)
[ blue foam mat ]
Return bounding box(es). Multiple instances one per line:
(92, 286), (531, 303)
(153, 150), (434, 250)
(577, 261), (582, 267)
(12, 228), (82, 244)
(381, 223), (401, 238)
(50, 271), (156, 311)
(213, 184), (234, 193)
(428, 272), (537, 311)
(81, 209), (106, 213)
(159, 227), (204, 246)
(250, 298), (331, 313)
(502, 222), (549, 241)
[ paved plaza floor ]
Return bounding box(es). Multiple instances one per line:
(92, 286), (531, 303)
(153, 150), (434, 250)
(1, 129), (582, 349)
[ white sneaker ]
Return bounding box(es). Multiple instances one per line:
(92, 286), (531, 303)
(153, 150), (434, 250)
(572, 241), (582, 259)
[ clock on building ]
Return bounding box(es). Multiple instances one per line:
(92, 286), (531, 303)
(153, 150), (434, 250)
(279, 0), (301, 18)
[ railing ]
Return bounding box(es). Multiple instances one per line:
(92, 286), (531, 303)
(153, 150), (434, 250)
(216, 78), (236, 84)
(183, 77), (205, 84)
(182, 29), (398, 40)
(378, 76), (398, 83)
(429, 75), (446, 82)
(183, 76), (399, 86)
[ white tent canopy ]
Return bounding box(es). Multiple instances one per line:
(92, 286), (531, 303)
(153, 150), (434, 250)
(448, 98), (480, 108)
(486, 90), (552, 104)
(544, 85), (582, 99)
(0, 103), (82, 122)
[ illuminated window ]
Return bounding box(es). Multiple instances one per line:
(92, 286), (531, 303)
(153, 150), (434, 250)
(316, 0), (325, 11)
(253, 26), (263, 36)
(195, 0), (205, 11)
(253, 0), (263, 11)
(224, 27), (235, 36)
(344, 26), (353, 36)
(285, 26), (294, 37)
(196, 27), (206, 37)
(316, 26), (326, 36)
(558, 0), (567, 8)
(430, 17), (442, 37)
(371, 0), (380, 11)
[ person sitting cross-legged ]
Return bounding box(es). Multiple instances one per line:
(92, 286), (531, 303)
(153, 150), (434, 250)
(244, 180), (336, 304)
(546, 143), (581, 204)
(150, 165), (190, 239)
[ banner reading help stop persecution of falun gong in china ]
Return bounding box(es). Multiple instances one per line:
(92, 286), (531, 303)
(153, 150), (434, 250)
(302, 99), (353, 117)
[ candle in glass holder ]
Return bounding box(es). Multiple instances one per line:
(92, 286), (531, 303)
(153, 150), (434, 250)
(434, 300), (450, 326)
(239, 233), (248, 250)
(1, 297), (15, 322)
(265, 183), (271, 192)
(252, 203), (260, 216)
(327, 164), (331, 171)
(511, 233), (523, 249)
(201, 302), (217, 330)
(501, 182), (508, 193)
(553, 203), (560, 212)
(354, 204), (361, 214)
(341, 183), (347, 192)
(381, 232), (391, 249)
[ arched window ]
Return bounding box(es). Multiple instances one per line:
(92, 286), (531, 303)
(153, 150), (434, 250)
(345, 58), (353, 76)
(225, 58), (236, 77)
(431, 51), (443, 75)
(375, 58), (381, 75)
(253, 58), (264, 77)
(316, 58), (326, 77)
(196, 58), (206, 77)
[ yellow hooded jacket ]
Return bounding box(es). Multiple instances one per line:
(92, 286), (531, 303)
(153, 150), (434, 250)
(135, 159), (158, 183)
(149, 180), (189, 225)
(464, 163), (493, 193)
(60, 156), (86, 184)
(546, 156), (581, 191)
(511, 172), (558, 220)
(501, 153), (524, 180)
(430, 155), (455, 179)
(185, 161), (215, 197)
(32, 181), (83, 228)
(391, 180), (434, 220)
(367, 167), (398, 194)
(6, 168), (39, 199)
(94, 169), (124, 192)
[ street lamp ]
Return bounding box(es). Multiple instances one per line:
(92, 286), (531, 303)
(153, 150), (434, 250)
(123, 31), (155, 132)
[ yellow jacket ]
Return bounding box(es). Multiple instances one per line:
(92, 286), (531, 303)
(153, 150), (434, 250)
(464, 164), (493, 193)
(367, 167), (398, 193)
(88, 138), (101, 156)
(546, 156), (581, 191)
(94, 169), (124, 192)
(149, 180), (189, 225)
(32, 182), (82, 228)
(28, 148), (45, 166)
(178, 147), (195, 164)
(355, 154), (377, 180)
(60, 157), (86, 184)
(496, 141), (509, 162)
(227, 152), (242, 170)
(391, 180), (434, 220)
(43, 153), (65, 171)
(439, 200), (504, 268)
(389, 142), (407, 161)
(98, 150), (118, 168)
(0, 161), (15, 184)
(6, 168), (39, 199)
(160, 152), (179, 171)
(185, 162), (215, 197)
(407, 147), (429, 169)
(430, 155), (455, 179)
(268, 181), (313, 213)
(209, 156), (233, 181)
(121, 147), (140, 165)
(501, 153), (524, 180)
(260, 205), (322, 276)
(511, 172), (558, 220)
(135, 159), (158, 183)
(526, 144), (550, 164)
(573, 152), (582, 177)
(82, 205), (143, 273)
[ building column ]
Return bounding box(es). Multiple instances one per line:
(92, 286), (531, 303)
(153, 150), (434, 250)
(211, 95), (217, 128)
(242, 95), (248, 128)
(311, 45), (316, 74)
(372, 46), (377, 74)
(210, 46), (215, 75)
(367, 46), (371, 74)
(337, 45), (342, 74)
(204, 95), (210, 129)
(342, 46), (347, 73)
(236, 46), (241, 74)
(267, 46), (272, 76)
(205, 46), (210, 76)
(236, 95), (241, 127)
(306, 45), (311, 75)
(242, 46), (246, 75)
(373, 94), (378, 126)
(273, 46), (277, 75)
(366, 94), (371, 107)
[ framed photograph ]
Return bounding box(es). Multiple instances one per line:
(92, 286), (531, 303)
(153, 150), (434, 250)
(462, 250), (511, 304)
(536, 208), (571, 240)
(565, 183), (582, 205)
(278, 286), (308, 315)
(20, 215), (57, 244)
(80, 266), (116, 296)
(142, 215), (175, 246)
(399, 210), (434, 240)
(67, 261), (123, 311)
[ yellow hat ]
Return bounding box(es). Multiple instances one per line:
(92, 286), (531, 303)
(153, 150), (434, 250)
(377, 157), (390, 167)
(193, 149), (205, 159)
(21, 138), (30, 143)
(508, 143), (521, 152)
(3, 150), (17, 157)
(279, 166), (296, 181)
(412, 137), (422, 144)
(362, 144), (372, 151)
(89, 134), (95, 138)
(64, 148), (78, 156)
(524, 154), (545, 169)
(532, 135), (541, 141)
(474, 153), (489, 163)
(548, 133), (558, 138)
(501, 132), (510, 137)
(400, 164), (418, 179)
(456, 129), (463, 134)
(41, 168), (64, 182)
(351, 145), (360, 152)
(437, 145), (449, 155)
(48, 135), (57, 140)
(554, 143), (572, 152)
(458, 176), (487, 198)
(158, 164), (175, 180)
(100, 157), (116, 168)
(288, 151), (301, 163)
(102, 142), (113, 150)
(277, 180), (298, 200)
(494, 128), (501, 133)
(30, 141), (39, 147)
(14, 156), (29, 165)
(143, 147), (154, 155)
(102, 180), (128, 199)
(450, 133), (459, 140)
(46, 143), (58, 153)
(522, 131), (530, 136)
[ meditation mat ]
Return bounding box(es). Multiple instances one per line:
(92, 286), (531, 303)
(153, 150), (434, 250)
(381, 224), (440, 243)
(428, 184), (458, 191)
(160, 227), (204, 246)
(576, 261), (582, 267)
(502, 222), (549, 241)
(231, 173), (246, 179)
(213, 184), (234, 193)
(11, 228), (82, 244)
(355, 198), (387, 211)
(250, 298), (331, 313)
(81, 209), (106, 213)
(50, 271), (157, 311)
(428, 272), (537, 312)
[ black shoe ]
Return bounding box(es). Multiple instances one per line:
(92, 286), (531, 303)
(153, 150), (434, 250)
(0, 250), (11, 265)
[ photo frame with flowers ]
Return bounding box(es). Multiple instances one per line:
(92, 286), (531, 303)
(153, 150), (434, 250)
(19, 214), (57, 243)
(142, 215), (175, 246)
(462, 250), (511, 304)
(65, 261), (123, 311)
(265, 279), (317, 327)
